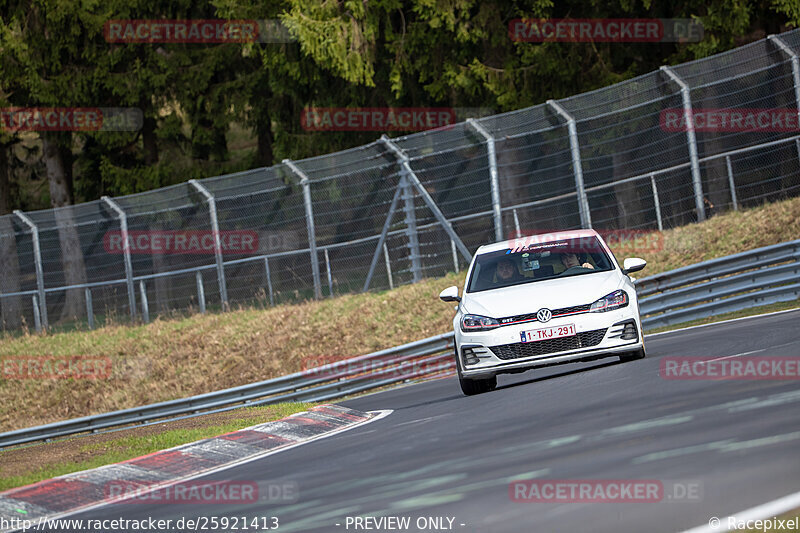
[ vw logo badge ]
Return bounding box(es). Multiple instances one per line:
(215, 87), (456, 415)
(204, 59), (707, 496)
(536, 308), (552, 323)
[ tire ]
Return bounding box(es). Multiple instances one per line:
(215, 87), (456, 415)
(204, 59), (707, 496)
(459, 375), (497, 395)
(455, 344), (497, 395)
(619, 347), (646, 362)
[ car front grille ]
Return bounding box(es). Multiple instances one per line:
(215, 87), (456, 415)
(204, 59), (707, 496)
(489, 328), (608, 360)
(500, 303), (592, 325)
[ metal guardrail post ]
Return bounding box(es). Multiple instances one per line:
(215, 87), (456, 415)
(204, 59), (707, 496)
(381, 135), (472, 262)
(283, 160), (322, 300)
(513, 209), (522, 238)
(466, 118), (503, 241)
(660, 66), (706, 222)
(101, 196), (136, 321)
(650, 174), (664, 231)
(14, 210), (47, 330)
(547, 100), (592, 229)
(188, 180), (229, 308)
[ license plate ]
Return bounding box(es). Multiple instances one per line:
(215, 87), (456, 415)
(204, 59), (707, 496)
(520, 324), (576, 343)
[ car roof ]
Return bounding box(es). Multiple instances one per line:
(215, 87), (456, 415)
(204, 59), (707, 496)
(475, 229), (602, 255)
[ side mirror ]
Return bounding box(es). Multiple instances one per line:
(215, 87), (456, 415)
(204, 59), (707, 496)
(439, 286), (461, 302)
(623, 257), (647, 275)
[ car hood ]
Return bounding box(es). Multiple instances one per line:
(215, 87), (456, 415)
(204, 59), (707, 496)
(462, 270), (623, 318)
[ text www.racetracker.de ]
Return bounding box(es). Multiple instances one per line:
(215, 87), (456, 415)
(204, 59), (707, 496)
(1, 515), (280, 532)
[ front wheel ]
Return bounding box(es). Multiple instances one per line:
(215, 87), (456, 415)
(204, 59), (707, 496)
(455, 345), (497, 395)
(619, 347), (646, 362)
(459, 375), (497, 395)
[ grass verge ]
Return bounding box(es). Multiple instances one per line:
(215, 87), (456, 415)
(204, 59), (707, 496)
(1, 196), (799, 433)
(0, 402), (313, 492)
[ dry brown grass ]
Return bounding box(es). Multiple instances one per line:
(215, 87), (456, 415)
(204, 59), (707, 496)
(1, 196), (799, 432)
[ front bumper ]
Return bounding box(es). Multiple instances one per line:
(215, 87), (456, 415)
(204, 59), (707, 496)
(457, 308), (642, 378)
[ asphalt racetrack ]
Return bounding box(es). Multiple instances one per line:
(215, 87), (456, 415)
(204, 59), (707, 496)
(64, 310), (800, 533)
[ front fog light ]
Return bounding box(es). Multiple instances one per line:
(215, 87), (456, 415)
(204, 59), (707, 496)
(462, 347), (480, 366)
(610, 319), (638, 341)
(621, 321), (638, 340)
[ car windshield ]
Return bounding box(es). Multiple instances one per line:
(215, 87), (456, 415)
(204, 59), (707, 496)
(466, 236), (615, 293)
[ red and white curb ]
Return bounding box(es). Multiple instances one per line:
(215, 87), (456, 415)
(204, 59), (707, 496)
(0, 405), (383, 531)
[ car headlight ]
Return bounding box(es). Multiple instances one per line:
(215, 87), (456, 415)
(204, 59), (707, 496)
(460, 314), (500, 332)
(589, 290), (629, 312)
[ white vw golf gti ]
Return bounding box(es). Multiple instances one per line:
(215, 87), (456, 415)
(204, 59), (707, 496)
(439, 229), (647, 395)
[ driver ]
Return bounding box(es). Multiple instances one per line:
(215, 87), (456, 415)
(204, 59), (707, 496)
(560, 252), (594, 270)
(495, 258), (523, 282)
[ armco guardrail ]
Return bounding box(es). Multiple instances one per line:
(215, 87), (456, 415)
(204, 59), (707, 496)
(638, 239), (800, 329)
(2, 240), (799, 448)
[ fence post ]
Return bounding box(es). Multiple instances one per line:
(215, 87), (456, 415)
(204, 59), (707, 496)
(31, 294), (41, 332)
(768, 35), (800, 116)
(85, 288), (94, 329)
(362, 181), (403, 292)
(188, 180), (228, 309)
(324, 248), (333, 297)
(101, 196), (136, 321)
(263, 257), (274, 306)
(196, 271), (206, 313)
(725, 156), (738, 211)
(139, 280), (149, 323)
(797, 139), (800, 167)
(383, 243), (394, 290)
(401, 174), (422, 283)
(466, 118), (503, 241)
(283, 160), (322, 300)
(768, 35), (800, 183)
(450, 239), (459, 273)
(547, 100), (592, 229)
(513, 209), (522, 238)
(381, 135), (472, 262)
(660, 66), (706, 222)
(14, 210), (47, 330)
(650, 174), (664, 231)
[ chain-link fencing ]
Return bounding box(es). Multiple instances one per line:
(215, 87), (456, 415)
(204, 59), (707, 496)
(4, 29), (800, 332)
